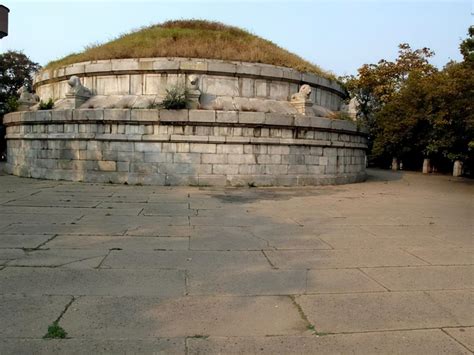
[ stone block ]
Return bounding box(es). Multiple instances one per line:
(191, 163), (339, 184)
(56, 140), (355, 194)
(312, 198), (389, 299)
(159, 110), (188, 122)
(235, 63), (260, 76)
(260, 66), (284, 79)
(202, 153), (227, 164)
(131, 109), (158, 122)
(173, 153), (201, 164)
(190, 143), (217, 154)
(189, 110), (216, 123)
(216, 111), (238, 124)
(180, 60), (208, 72)
(85, 61), (112, 73)
(198, 175), (227, 186)
(203, 76), (239, 96)
(265, 113), (293, 126)
(207, 62), (236, 74)
(255, 80), (267, 97)
(152, 60), (180, 71)
(302, 72), (319, 85)
(52, 110), (73, 122)
(239, 112), (265, 125)
(269, 82), (289, 100)
(227, 154), (256, 164)
(240, 78), (255, 97)
(213, 164), (239, 175)
(103, 109), (131, 122)
(216, 144), (244, 154)
(73, 109), (104, 121)
(331, 119), (357, 132)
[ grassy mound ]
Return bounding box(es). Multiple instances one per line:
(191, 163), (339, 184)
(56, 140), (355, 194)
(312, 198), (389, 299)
(45, 20), (334, 79)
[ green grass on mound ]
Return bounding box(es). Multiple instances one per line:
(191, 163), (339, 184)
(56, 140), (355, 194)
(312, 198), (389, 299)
(45, 20), (335, 79)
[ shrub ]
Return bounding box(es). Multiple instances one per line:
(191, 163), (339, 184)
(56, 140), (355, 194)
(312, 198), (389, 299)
(38, 98), (54, 110)
(160, 86), (188, 110)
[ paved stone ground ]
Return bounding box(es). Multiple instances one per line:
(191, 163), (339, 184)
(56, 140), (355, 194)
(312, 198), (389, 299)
(0, 168), (472, 354)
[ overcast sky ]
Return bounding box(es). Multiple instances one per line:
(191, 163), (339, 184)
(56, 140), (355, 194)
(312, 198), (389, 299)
(1, 0), (472, 76)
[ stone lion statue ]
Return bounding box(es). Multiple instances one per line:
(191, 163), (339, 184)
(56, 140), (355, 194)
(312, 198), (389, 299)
(17, 85), (39, 104)
(187, 74), (200, 90)
(291, 84), (312, 101)
(67, 76), (92, 97)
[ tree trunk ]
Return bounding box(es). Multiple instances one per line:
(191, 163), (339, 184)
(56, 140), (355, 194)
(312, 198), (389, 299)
(391, 157), (398, 171)
(453, 160), (463, 177)
(422, 158), (431, 174)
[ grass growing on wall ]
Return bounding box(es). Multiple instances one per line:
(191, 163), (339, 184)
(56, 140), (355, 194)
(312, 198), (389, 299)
(45, 20), (334, 80)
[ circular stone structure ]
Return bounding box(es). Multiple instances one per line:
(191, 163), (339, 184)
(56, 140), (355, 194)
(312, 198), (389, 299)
(3, 22), (367, 186)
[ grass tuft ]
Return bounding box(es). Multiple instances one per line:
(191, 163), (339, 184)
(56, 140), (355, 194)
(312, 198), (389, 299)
(43, 322), (67, 339)
(45, 19), (334, 79)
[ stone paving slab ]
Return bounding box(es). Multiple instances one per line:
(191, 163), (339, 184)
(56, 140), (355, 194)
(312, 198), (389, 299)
(362, 265), (474, 291)
(306, 269), (386, 293)
(102, 250), (271, 270)
(265, 249), (428, 269)
(320, 234), (458, 249)
(0, 234), (53, 249)
(0, 169), (472, 353)
(186, 330), (471, 354)
(189, 226), (268, 250)
(0, 295), (72, 338)
(443, 327), (474, 352)
(0, 223), (128, 236)
(0, 268), (185, 297)
(0, 339), (185, 354)
(45, 235), (190, 250)
(296, 290), (473, 333)
(60, 296), (307, 338)
(404, 247), (474, 265)
(7, 249), (107, 268)
(187, 269), (306, 295)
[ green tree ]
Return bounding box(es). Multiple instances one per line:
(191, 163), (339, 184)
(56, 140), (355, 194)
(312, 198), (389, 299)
(0, 51), (40, 117)
(342, 43), (436, 154)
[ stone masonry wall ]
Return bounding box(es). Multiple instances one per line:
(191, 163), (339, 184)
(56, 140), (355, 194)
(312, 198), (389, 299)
(4, 109), (367, 186)
(34, 59), (345, 111)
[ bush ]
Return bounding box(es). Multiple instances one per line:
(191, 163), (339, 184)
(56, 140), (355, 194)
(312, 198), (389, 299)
(38, 98), (54, 110)
(160, 86), (188, 110)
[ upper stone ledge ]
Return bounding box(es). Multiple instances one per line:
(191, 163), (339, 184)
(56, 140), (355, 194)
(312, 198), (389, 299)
(33, 58), (344, 95)
(4, 109), (367, 135)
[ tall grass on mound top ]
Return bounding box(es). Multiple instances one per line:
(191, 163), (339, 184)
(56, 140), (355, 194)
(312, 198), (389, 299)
(45, 20), (335, 80)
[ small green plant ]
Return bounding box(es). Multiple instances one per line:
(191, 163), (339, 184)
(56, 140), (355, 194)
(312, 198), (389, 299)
(38, 98), (54, 110)
(43, 321), (67, 339)
(5, 97), (19, 113)
(160, 86), (188, 110)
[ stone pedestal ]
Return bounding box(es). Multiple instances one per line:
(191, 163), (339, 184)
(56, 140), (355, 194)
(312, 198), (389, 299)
(17, 102), (36, 111)
(422, 158), (431, 174)
(391, 157), (398, 171)
(64, 93), (91, 109)
(453, 160), (463, 177)
(186, 89), (201, 109)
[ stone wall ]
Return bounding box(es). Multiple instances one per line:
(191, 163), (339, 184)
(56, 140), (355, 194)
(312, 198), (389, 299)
(4, 109), (367, 186)
(34, 59), (345, 112)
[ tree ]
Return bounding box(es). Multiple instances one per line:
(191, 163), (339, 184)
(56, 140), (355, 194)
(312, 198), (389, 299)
(369, 29), (474, 172)
(460, 25), (474, 62)
(342, 44), (436, 156)
(0, 51), (40, 118)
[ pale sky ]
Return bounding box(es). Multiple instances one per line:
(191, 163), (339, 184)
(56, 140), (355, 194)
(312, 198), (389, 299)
(1, 0), (472, 76)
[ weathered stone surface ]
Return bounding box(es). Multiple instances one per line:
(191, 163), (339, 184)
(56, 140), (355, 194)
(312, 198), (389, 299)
(60, 295), (307, 337)
(187, 331), (470, 354)
(0, 268), (185, 297)
(297, 291), (472, 333)
(0, 295), (72, 337)
(0, 339), (186, 354)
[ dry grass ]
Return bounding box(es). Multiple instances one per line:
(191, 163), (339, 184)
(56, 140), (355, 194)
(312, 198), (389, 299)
(45, 20), (334, 79)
